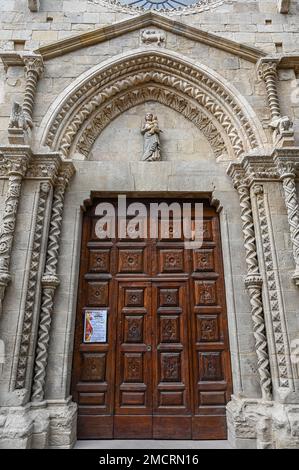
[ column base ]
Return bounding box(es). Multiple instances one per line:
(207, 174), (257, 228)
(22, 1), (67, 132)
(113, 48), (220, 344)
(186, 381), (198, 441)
(0, 399), (77, 449)
(227, 395), (299, 449)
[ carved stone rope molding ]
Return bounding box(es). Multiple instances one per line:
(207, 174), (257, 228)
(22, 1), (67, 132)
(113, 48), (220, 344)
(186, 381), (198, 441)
(31, 163), (74, 402)
(14, 182), (51, 390)
(277, 160), (299, 286)
(0, 148), (31, 318)
(253, 184), (293, 392)
(76, 85), (227, 159)
(228, 165), (272, 401)
(258, 61), (281, 120)
(44, 54), (259, 158)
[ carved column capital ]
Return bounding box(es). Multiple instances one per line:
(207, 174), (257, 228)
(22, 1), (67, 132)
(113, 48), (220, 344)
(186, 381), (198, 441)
(258, 61), (278, 81)
(23, 55), (44, 79)
(277, 161), (296, 180)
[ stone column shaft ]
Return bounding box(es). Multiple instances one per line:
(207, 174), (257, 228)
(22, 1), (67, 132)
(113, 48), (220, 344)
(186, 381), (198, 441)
(23, 56), (44, 129)
(234, 176), (272, 401)
(258, 61), (281, 121)
(32, 166), (74, 402)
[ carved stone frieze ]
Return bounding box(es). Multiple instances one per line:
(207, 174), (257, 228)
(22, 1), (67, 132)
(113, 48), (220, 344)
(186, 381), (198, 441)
(44, 54), (260, 159)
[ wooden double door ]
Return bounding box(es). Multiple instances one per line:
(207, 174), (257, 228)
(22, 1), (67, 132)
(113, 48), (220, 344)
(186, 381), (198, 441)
(71, 197), (232, 440)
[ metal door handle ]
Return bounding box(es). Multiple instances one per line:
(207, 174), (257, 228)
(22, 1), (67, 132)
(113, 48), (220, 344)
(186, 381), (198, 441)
(146, 345), (152, 352)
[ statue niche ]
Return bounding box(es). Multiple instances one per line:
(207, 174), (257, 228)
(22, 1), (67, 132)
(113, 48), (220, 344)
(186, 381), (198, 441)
(141, 113), (162, 161)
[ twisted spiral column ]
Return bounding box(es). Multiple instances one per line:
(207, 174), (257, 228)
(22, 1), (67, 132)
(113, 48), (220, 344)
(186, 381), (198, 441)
(234, 176), (272, 401)
(258, 61), (281, 120)
(23, 56), (44, 128)
(278, 163), (299, 285)
(31, 171), (71, 401)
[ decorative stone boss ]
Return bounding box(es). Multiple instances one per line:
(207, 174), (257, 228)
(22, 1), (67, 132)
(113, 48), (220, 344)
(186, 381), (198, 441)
(141, 113), (162, 161)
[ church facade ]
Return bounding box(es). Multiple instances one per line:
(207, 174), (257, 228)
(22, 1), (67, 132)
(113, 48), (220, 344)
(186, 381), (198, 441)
(0, 0), (299, 449)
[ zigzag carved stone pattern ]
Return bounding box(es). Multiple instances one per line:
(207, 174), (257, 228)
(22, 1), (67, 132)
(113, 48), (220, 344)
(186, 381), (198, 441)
(45, 55), (258, 159)
(76, 86), (226, 158)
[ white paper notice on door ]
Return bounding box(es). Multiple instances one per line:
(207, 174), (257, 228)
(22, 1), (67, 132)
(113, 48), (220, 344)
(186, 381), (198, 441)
(83, 309), (108, 343)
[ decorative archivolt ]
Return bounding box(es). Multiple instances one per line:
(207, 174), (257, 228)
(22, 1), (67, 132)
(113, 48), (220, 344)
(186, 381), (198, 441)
(42, 51), (266, 160)
(75, 85), (227, 159)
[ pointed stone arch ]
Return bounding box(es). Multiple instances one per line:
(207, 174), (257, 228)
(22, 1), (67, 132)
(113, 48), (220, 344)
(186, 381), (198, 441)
(40, 49), (268, 160)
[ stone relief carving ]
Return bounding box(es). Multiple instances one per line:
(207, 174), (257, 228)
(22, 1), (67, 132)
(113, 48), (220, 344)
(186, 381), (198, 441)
(76, 86), (226, 159)
(15, 183), (51, 390)
(44, 54), (259, 160)
(253, 184), (293, 392)
(141, 113), (162, 161)
(31, 164), (74, 401)
(141, 30), (165, 47)
(228, 166), (272, 401)
(8, 102), (27, 131)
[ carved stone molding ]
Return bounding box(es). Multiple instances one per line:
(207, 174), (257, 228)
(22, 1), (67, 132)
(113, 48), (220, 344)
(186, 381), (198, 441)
(276, 160), (299, 285)
(228, 165), (272, 401)
(31, 163), (75, 402)
(76, 85), (227, 159)
(14, 182), (51, 390)
(44, 53), (261, 160)
(0, 148), (31, 318)
(253, 184), (293, 394)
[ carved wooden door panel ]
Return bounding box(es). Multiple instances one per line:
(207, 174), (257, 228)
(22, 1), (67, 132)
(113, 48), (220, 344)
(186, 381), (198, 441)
(114, 281), (153, 438)
(71, 197), (232, 440)
(152, 281), (192, 439)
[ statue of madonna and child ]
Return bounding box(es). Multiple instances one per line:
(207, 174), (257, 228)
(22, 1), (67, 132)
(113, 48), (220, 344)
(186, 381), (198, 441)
(141, 113), (162, 161)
